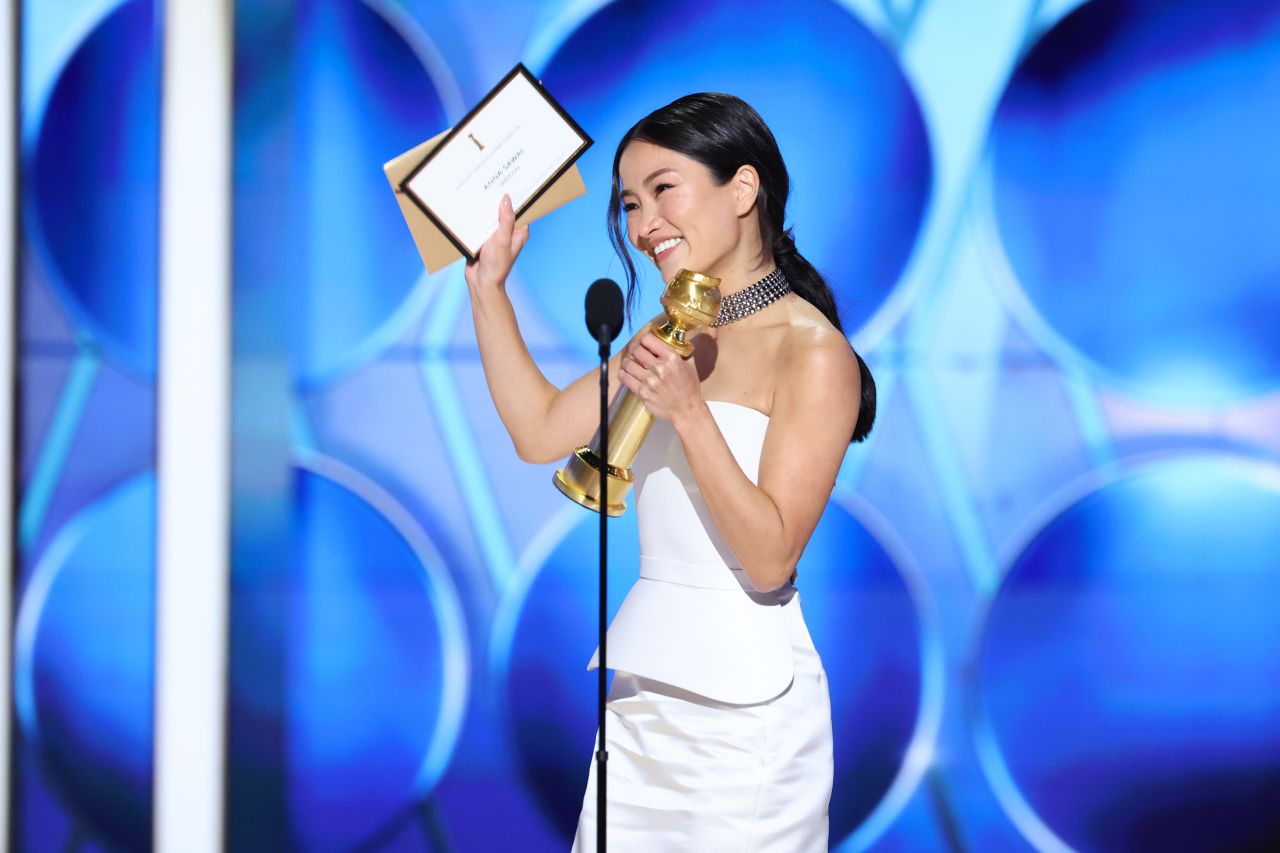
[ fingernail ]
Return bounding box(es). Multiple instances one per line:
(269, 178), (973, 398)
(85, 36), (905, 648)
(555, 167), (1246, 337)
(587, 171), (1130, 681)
(502, 194), (512, 209)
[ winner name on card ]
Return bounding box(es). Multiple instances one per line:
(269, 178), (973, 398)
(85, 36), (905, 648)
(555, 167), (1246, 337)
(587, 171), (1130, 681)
(398, 64), (592, 263)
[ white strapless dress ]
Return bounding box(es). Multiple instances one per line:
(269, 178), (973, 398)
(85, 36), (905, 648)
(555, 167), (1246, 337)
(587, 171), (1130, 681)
(570, 400), (833, 852)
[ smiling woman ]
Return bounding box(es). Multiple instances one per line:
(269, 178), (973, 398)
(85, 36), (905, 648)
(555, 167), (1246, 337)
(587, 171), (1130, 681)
(463, 92), (876, 851)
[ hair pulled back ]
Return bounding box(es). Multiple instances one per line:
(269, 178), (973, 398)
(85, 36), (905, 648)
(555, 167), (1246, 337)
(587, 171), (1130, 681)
(606, 92), (876, 442)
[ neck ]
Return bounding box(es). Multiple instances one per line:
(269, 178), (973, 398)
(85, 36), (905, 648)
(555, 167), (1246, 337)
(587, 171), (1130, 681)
(713, 257), (779, 297)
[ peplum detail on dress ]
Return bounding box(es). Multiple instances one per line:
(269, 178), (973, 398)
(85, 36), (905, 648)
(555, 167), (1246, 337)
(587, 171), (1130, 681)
(586, 400), (795, 705)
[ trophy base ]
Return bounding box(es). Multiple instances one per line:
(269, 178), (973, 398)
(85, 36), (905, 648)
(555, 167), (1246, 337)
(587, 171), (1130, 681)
(552, 446), (633, 517)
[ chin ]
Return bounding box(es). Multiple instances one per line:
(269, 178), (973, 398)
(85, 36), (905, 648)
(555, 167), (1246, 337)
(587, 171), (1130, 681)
(658, 258), (692, 281)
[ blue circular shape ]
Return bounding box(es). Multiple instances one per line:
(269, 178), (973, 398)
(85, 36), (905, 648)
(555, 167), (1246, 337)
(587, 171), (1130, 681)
(290, 0), (450, 386)
(284, 455), (468, 850)
(15, 458), (467, 852)
(989, 0), (1280, 404)
(28, 0), (158, 376)
(16, 473), (156, 851)
(977, 454), (1280, 851)
(798, 496), (934, 847)
(491, 508), (638, 839)
(493, 497), (927, 847)
(520, 0), (931, 358)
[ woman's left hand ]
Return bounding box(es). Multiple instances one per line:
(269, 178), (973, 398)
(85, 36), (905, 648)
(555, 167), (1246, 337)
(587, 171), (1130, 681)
(619, 332), (704, 426)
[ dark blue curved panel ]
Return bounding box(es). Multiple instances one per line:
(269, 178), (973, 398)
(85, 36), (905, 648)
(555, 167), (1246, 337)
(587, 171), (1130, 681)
(797, 498), (929, 846)
(291, 0), (447, 386)
(16, 473), (155, 851)
(280, 462), (465, 850)
(28, 0), (158, 376)
(17, 1), (160, 849)
(491, 511), (637, 839)
(978, 455), (1280, 850)
(991, 0), (1280, 403)
(518, 0), (931, 357)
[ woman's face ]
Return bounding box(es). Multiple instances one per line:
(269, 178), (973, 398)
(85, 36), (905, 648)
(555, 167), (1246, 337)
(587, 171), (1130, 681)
(618, 140), (749, 282)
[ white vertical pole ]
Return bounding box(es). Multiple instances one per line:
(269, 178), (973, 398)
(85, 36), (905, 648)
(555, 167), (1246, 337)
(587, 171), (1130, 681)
(155, 1), (232, 850)
(0, 0), (15, 848)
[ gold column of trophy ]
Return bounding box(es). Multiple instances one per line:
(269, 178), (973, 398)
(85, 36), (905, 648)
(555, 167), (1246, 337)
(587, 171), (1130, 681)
(553, 269), (721, 516)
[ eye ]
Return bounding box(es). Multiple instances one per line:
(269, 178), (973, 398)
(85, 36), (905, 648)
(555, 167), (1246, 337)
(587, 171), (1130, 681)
(654, 182), (672, 195)
(622, 200), (638, 212)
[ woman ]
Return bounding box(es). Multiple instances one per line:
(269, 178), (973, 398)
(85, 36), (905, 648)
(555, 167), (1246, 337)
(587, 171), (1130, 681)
(464, 93), (875, 851)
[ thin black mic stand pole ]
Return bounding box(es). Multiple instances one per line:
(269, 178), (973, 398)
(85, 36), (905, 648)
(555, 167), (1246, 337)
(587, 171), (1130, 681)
(595, 323), (609, 852)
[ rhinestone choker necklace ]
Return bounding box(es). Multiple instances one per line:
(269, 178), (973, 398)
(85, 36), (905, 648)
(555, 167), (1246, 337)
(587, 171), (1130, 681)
(712, 268), (791, 327)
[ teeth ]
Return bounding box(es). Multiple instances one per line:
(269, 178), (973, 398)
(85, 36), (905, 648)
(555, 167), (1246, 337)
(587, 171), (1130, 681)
(653, 237), (683, 255)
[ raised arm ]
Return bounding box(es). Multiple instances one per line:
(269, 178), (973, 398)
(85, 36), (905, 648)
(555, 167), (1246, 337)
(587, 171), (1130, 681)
(464, 194), (659, 464)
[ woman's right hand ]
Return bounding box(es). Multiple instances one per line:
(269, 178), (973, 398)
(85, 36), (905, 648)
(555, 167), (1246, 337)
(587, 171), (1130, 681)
(464, 193), (531, 296)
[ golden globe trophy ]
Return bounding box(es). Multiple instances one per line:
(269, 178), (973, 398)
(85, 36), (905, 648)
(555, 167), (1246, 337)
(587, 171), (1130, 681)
(552, 269), (721, 516)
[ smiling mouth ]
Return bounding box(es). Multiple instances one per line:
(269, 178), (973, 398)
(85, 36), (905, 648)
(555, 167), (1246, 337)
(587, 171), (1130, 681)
(651, 237), (683, 261)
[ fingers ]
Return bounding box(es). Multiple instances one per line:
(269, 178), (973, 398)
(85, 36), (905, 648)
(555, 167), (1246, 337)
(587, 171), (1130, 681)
(625, 333), (676, 381)
(495, 195), (532, 260)
(619, 363), (655, 397)
(629, 343), (659, 368)
(638, 332), (671, 358)
(497, 193), (515, 234)
(619, 360), (649, 396)
(467, 196), (527, 288)
(477, 195), (514, 262)
(621, 354), (664, 393)
(512, 222), (530, 256)
(620, 356), (649, 388)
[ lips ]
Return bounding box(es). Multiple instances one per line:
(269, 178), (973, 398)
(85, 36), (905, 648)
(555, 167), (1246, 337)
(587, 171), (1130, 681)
(651, 236), (683, 261)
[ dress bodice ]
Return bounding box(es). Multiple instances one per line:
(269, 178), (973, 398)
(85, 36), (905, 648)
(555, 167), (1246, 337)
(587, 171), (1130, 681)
(633, 400), (770, 575)
(586, 400), (797, 704)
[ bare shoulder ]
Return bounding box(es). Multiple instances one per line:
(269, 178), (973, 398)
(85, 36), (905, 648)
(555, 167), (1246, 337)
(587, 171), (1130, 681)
(779, 305), (858, 385)
(772, 302), (860, 417)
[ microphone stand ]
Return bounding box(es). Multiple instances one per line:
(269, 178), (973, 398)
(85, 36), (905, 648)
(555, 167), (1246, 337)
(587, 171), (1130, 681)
(594, 322), (610, 852)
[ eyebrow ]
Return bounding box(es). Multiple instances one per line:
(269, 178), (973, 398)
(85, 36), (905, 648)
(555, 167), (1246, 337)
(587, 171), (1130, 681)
(619, 167), (678, 198)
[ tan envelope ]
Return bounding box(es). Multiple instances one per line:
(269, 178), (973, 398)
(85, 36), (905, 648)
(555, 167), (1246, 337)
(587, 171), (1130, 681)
(384, 128), (588, 273)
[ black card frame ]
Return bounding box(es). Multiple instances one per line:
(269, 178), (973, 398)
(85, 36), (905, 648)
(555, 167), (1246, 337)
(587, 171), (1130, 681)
(398, 63), (593, 263)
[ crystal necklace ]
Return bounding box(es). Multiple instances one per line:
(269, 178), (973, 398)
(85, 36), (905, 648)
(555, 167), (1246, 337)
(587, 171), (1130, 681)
(712, 267), (791, 327)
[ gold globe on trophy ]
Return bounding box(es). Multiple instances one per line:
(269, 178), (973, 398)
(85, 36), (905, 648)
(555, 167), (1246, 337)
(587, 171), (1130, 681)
(552, 269), (721, 515)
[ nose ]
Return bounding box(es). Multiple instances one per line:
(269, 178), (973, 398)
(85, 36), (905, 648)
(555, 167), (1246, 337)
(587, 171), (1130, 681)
(638, 208), (664, 247)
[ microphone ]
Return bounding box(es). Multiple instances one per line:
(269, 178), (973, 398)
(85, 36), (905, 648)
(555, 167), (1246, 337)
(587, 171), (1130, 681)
(585, 278), (624, 346)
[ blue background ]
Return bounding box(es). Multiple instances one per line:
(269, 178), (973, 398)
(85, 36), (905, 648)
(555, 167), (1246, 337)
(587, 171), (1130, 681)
(13, 0), (1280, 850)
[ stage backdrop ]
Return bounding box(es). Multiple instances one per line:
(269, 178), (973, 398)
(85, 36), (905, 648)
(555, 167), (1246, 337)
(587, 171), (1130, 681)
(12, 0), (1280, 850)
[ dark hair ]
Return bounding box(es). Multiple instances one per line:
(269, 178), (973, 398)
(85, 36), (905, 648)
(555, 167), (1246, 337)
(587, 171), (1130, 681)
(607, 92), (876, 443)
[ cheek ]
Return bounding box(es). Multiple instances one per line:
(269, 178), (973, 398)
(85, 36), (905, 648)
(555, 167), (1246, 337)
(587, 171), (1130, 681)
(666, 192), (711, 242)
(663, 194), (691, 225)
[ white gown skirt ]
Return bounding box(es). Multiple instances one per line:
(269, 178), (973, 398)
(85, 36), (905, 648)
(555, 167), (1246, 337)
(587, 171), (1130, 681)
(570, 588), (833, 852)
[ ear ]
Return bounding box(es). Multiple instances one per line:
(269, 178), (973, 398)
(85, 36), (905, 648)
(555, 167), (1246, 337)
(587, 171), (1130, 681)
(731, 164), (760, 217)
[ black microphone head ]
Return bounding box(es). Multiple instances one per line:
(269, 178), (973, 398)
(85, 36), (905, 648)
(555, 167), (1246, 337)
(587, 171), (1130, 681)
(585, 278), (624, 342)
